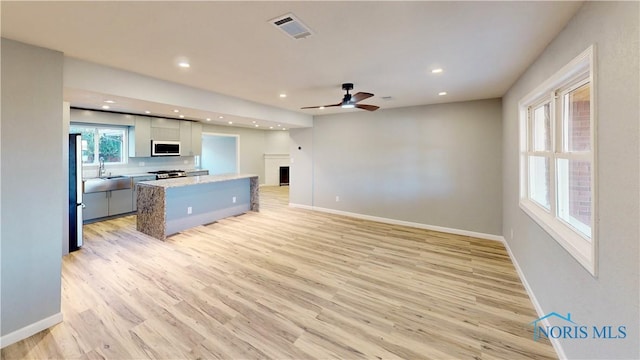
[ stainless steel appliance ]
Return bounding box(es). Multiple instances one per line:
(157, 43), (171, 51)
(151, 140), (181, 156)
(69, 133), (83, 251)
(148, 170), (187, 179)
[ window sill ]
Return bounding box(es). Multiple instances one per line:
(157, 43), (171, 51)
(519, 199), (597, 276)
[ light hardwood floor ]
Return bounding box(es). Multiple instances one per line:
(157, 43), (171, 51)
(1, 186), (556, 359)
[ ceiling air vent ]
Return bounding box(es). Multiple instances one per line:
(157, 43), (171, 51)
(270, 13), (313, 40)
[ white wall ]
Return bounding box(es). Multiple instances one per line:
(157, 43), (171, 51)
(291, 99), (503, 237)
(64, 58), (312, 128)
(264, 130), (290, 154)
(1, 39), (64, 347)
(502, 2), (639, 359)
(289, 127), (314, 206)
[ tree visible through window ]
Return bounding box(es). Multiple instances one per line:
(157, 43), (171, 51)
(70, 125), (127, 165)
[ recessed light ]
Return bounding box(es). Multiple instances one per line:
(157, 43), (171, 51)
(432, 68), (443, 74)
(252, 121), (256, 124)
(228, 121), (233, 125)
(277, 124), (281, 127)
(219, 116), (224, 119)
(279, 93), (287, 98)
(144, 110), (151, 114)
(282, 128), (287, 131)
(438, 91), (447, 96)
(255, 124), (259, 127)
(319, 106), (325, 110)
(179, 115), (185, 118)
(206, 118), (211, 121)
(173, 109), (180, 113)
(178, 61), (190, 68)
(104, 100), (115, 104)
(270, 126), (274, 129)
(101, 105), (110, 109)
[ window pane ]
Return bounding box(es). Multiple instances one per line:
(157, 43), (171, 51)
(557, 158), (591, 238)
(70, 125), (96, 164)
(98, 129), (124, 163)
(529, 156), (550, 210)
(532, 103), (551, 151)
(563, 83), (591, 152)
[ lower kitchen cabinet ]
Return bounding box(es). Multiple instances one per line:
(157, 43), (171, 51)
(83, 192), (109, 220)
(83, 189), (134, 222)
(109, 189), (134, 215)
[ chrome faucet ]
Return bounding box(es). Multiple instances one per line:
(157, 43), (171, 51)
(98, 157), (106, 178)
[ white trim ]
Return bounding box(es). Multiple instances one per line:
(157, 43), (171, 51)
(502, 240), (567, 360)
(0, 312), (63, 349)
(289, 202), (314, 211)
(289, 203), (503, 242)
(518, 45), (597, 276)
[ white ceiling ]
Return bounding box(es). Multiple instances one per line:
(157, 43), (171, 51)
(1, 1), (583, 124)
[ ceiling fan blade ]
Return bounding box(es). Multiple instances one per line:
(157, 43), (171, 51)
(352, 92), (374, 103)
(355, 104), (379, 111)
(301, 103), (341, 110)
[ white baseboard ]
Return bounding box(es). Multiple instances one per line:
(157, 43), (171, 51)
(289, 203), (503, 242)
(502, 240), (566, 360)
(288, 203), (314, 211)
(0, 312), (63, 349)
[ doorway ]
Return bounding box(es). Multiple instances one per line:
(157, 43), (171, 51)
(201, 133), (239, 175)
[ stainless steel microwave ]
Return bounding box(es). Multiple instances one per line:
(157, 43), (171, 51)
(151, 140), (181, 156)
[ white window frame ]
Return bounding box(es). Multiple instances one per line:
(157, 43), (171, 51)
(70, 123), (129, 166)
(518, 46), (597, 276)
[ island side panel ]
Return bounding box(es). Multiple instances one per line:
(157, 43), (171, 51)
(136, 184), (167, 240)
(165, 178), (251, 236)
(250, 176), (259, 212)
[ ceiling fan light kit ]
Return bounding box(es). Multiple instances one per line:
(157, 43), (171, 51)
(302, 83), (380, 112)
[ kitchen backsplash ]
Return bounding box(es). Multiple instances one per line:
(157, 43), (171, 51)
(83, 155), (201, 178)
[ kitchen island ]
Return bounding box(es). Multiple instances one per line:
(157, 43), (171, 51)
(136, 174), (259, 240)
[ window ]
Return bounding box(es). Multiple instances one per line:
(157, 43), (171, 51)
(70, 124), (127, 165)
(519, 46), (596, 275)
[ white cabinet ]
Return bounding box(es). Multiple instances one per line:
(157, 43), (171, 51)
(180, 121), (192, 155)
(83, 189), (134, 222)
(151, 118), (180, 141)
(191, 122), (202, 156)
(179, 121), (202, 156)
(128, 116), (151, 157)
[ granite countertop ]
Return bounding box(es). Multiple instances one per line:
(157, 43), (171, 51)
(138, 174), (258, 189)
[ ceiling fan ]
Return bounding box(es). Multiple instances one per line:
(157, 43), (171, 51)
(301, 83), (380, 111)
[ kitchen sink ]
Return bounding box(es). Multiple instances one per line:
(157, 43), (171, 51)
(83, 176), (132, 193)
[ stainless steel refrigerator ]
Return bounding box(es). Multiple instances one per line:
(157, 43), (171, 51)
(69, 133), (83, 251)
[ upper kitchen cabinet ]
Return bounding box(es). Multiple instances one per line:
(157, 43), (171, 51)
(151, 117), (180, 141)
(191, 122), (202, 156)
(71, 108), (135, 126)
(180, 121), (203, 156)
(128, 116), (151, 157)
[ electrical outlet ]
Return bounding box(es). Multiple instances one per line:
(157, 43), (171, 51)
(232, 196), (236, 203)
(187, 206), (192, 214)
(335, 195), (340, 202)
